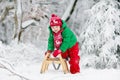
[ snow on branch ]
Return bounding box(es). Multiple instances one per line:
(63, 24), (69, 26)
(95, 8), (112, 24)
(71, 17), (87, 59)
(0, 57), (31, 80)
(0, 57), (14, 70)
(22, 19), (36, 29)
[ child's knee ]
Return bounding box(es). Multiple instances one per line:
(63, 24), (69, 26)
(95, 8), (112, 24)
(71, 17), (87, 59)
(69, 57), (80, 65)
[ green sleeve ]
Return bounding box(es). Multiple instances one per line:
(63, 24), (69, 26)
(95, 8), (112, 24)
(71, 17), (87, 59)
(47, 29), (54, 51)
(60, 28), (71, 52)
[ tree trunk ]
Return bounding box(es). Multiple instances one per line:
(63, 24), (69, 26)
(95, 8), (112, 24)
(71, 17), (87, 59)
(61, 0), (77, 21)
(13, 0), (23, 43)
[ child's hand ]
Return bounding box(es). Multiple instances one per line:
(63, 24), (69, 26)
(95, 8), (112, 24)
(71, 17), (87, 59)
(45, 50), (52, 58)
(45, 50), (52, 55)
(53, 49), (62, 57)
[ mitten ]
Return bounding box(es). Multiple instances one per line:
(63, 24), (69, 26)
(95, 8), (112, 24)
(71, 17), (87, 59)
(53, 49), (62, 57)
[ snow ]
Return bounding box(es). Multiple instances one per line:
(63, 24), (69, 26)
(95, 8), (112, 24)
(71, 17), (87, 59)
(1, 63), (120, 80)
(15, 65), (120, 80)
(0, 0), (120, 80)
(79, 0), (120, 69)
(22, 20), (35, 28)
(0, 41), (120, 80)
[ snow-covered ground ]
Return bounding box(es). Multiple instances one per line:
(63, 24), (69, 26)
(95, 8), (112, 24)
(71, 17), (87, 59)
(0, 41), (120, 80)
(15, 64), (120, 80)
(1, 63), (120, 80)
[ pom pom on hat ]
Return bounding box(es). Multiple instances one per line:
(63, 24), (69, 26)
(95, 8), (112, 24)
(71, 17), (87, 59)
(51, 14), (57, 17)
(50, 14), (62, 27)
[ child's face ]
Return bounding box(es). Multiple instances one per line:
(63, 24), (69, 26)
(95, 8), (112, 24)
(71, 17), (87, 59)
(51, 26), (61, 33)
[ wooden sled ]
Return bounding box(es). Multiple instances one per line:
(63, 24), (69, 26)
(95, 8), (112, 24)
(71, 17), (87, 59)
(40, 52), (69, 74)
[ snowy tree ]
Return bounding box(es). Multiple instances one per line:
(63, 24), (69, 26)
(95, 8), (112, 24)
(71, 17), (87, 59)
(79, 0), (120, 69)
(0, 0), (50, 44)
(67, 0), (100, 37)
(0, 1), (14, 44)
(0, 0), (120, 80)
(13, 0), (23, 42)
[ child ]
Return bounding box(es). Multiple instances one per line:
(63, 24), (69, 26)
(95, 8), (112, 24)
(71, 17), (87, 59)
(46, 14), (80, 74)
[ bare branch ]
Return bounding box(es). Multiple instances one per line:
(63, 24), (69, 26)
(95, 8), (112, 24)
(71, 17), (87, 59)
(0, 57), (14, 70)
(37, 1), (59, 5)
(0, 58), (31, 80)
(0, 5), (14, 21)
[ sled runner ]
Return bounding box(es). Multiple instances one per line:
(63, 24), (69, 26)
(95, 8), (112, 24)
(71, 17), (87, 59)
(40, 52), (69, 74)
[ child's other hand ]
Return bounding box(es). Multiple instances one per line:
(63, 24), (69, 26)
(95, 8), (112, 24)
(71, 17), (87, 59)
(53, 49), (62, 57)
(45, 50), (52, 58)
(45, 50), (52, 55)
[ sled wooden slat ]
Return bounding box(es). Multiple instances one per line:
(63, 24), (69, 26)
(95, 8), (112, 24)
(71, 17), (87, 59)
(47, 58), (60, 61)
(40, 52), (69, 74)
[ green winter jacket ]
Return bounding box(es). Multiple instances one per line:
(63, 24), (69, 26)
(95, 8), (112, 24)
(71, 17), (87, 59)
(47, 20), (77, 52)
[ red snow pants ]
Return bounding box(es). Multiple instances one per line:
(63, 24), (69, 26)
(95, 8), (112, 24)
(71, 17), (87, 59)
(61, 42), (80, 74)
